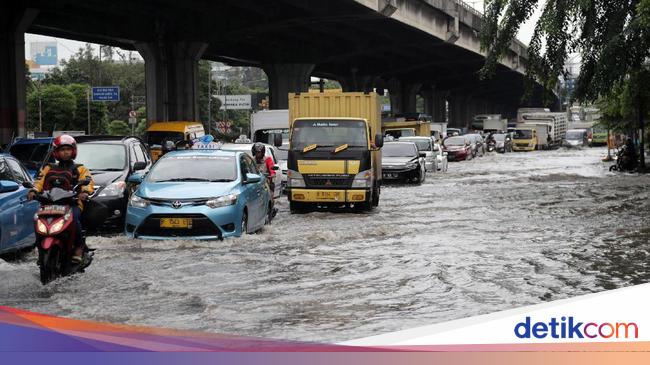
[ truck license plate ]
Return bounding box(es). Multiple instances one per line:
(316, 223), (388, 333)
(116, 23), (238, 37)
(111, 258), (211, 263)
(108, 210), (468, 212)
(160, 218), (192, 229)
(317, 191), (340, 200)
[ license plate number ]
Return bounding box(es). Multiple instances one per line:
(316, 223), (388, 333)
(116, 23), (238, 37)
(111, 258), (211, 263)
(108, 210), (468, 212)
(160, 218), (192, 229)
(316, 191), (340, 200)
(383, 173), (398, 178)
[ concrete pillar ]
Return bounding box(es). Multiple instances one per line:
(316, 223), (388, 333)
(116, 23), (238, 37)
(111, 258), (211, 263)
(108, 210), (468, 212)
(136, 41), (207, 124)
(434, 92), (447, 122)
(0, 6), (37, 144)
(264, 63), (314, 110)
(448, 92), (470, 128)
(387, 79), (421, 115)
(339, 74), (373, 93)
(420, 88), (435, 116)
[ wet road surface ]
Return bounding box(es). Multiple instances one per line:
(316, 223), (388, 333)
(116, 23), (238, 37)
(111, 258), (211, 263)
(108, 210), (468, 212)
(1, 147), (649, 342)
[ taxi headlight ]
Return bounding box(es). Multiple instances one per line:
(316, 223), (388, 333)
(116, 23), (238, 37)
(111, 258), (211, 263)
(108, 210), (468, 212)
(351, 170), (372, 188)
(206, 193), (239, 209)
(98, 181), (126, 197)
(287, 170), (305, 188)
(129, 194), (149, 209)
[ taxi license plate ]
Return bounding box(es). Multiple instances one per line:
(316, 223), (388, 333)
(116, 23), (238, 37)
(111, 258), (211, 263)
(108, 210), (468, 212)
(160, 218), (192, 229)
(316, 191), (340, 200)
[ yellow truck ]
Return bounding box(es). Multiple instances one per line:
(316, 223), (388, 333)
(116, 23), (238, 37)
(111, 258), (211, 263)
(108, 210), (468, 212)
(382, 114), (432, 139)
(144, 121), (205, 161)
(512, 127), (538, 152)
(287, 91), (384, 212)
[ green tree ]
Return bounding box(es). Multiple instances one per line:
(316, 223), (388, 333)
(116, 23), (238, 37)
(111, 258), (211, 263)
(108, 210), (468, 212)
(106, 120), (130, 136)
(66, 83), (108, 133)
(480, 0), (650, 167)
(26, 85), (76, 132)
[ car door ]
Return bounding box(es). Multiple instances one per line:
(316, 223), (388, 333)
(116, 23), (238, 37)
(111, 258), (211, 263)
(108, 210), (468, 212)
(245, 155), (267, 227)
(239, 156), (260, 227)
(5, 157), (38, 249)
(0, 158), (26, 252)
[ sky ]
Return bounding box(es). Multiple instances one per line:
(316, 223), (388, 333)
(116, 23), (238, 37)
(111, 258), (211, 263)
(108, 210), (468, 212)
(25, 1), (543, 65)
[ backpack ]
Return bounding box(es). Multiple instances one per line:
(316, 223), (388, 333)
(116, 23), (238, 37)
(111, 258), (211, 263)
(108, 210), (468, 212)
(42, 163), (81, 191)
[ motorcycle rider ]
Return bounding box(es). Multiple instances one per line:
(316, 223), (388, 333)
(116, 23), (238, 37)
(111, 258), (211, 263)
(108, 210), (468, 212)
(251, 142), (278, 218)
(621, 137), (638, 170)
(28, 135), (94, 264)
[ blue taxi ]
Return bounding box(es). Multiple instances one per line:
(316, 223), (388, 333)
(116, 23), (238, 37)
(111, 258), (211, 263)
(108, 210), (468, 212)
(125, 149), (271, 240)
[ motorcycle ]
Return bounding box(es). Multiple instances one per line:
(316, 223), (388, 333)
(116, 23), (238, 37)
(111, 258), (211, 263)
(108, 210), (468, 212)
(25, 179), (94, 284)
(609, 145), (638, 172)
(487, 141), (496, 152)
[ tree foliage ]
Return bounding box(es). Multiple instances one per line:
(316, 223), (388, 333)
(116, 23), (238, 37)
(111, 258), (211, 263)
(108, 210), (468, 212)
(26, 85), (76, 132)
(480, 0), (650, 103)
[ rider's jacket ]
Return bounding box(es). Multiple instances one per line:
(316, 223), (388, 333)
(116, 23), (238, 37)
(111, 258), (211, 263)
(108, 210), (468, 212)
(33, 160), (94, 210)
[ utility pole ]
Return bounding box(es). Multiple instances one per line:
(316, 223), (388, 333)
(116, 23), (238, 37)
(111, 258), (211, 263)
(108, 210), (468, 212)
(36, 80), (42, 132)
(87, 87), (91, 134)
(208, 62), (212, 135)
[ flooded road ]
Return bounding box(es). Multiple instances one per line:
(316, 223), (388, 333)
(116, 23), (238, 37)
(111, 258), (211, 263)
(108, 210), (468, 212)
(1, 147), (649, 342)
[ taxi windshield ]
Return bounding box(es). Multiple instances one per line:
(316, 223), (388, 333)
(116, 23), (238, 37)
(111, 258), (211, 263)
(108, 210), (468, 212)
(147, 155), (237, 182)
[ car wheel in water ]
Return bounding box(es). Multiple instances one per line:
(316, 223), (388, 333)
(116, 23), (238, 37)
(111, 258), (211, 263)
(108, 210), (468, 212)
(241, 211), (248, 235)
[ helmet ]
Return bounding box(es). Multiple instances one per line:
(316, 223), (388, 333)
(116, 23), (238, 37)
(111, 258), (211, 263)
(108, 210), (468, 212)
(251, 142), (265, 155)
(52, 135), (77, 160)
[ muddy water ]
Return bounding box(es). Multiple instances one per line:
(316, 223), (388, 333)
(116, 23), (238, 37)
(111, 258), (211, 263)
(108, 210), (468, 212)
(1, 147), (648, 342)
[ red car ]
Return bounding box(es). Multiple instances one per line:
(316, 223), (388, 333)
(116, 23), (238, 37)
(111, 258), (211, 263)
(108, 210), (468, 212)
(443, 136), (472, 161)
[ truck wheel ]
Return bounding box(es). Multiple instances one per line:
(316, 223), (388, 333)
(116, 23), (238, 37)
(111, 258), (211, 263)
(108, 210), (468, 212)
(290, 201), (308, 214)
(372, 187), (380, 207)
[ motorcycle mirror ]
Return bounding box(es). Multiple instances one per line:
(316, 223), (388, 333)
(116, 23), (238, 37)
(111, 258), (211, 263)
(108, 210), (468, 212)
(22, 181), (34, 189)
(272, 165), (280, 171)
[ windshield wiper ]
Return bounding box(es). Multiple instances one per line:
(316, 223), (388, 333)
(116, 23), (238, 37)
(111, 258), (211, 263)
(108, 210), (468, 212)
(332, 144), (349, 154)
(93, 168), (123, 172)
(156, 178), (212, 182)
(210, 179), (234, 182)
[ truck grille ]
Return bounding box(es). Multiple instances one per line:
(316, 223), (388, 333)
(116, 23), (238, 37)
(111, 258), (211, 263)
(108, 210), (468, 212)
(304, 175), (353, 188)
(136, 214), (223, 239)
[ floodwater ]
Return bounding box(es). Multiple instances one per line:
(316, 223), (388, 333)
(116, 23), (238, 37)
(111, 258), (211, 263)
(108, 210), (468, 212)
(1, 147), (649, 343)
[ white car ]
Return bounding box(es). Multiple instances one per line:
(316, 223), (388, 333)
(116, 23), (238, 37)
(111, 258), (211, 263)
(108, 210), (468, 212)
(398, 136), (437, 172)
(433, 142), (448, 172)
(220, 143), (283, 198)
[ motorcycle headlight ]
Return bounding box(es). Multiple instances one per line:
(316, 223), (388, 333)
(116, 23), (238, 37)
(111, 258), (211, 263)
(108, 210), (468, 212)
(49, 218), (65, 235)
(287, 170), (305, 188)
(98, 181), (126, 197)
(206, 193), (239, 209)
(129, 194), (150, 209)
(37, 220), (48, 235)
(351, 170), (372, 188)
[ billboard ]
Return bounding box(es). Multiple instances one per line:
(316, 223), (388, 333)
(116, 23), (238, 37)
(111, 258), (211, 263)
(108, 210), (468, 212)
(30, 41), (58, 66)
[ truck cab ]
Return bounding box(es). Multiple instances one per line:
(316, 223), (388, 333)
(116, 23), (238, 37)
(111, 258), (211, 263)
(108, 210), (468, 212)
(512, 128), (538, 152)
(287, 92), (383, 212)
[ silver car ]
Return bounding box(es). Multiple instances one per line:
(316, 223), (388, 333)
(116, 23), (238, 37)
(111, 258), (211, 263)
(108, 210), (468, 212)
(398, 136), (437, 172)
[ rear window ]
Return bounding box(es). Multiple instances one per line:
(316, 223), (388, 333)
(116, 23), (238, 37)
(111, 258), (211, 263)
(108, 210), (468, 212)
(9, 143), (53, 170)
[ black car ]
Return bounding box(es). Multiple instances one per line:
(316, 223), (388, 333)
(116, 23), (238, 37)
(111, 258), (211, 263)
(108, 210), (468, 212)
(381, 142), (427, 184)
(74, 136), (152, 232)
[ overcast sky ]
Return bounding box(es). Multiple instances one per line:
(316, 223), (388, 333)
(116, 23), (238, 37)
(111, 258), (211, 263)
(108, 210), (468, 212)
(25, 1), (543, 65)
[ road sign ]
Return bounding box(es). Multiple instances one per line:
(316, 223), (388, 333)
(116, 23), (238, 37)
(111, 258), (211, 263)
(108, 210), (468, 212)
(217, 121), (232, 134)
(91, 87), (120, 102)
(128, 117), (137, 125)
(215, 95), (252, 110)
(129, 110), (137, 118)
